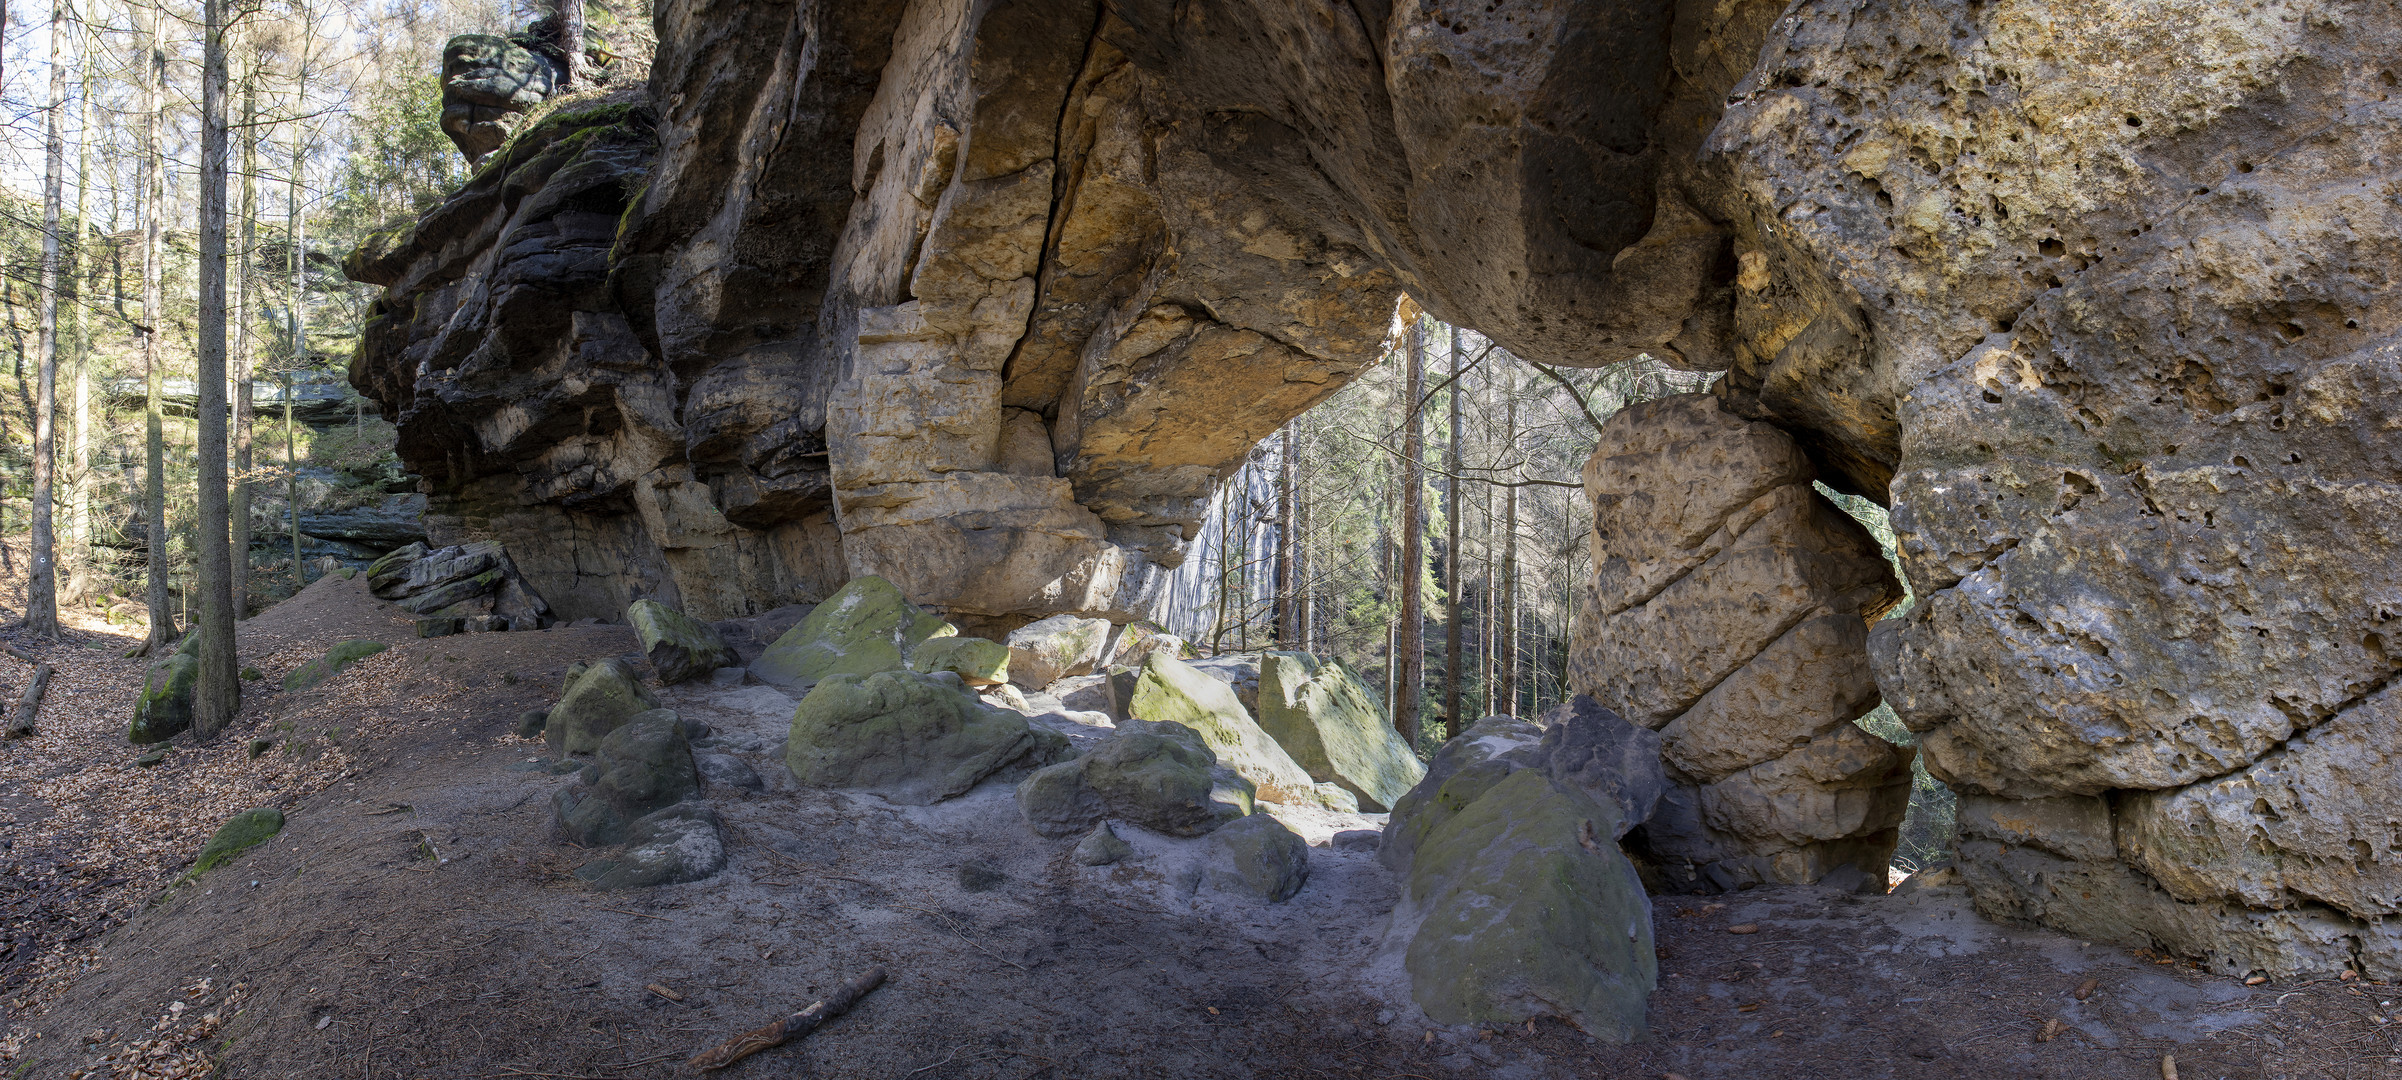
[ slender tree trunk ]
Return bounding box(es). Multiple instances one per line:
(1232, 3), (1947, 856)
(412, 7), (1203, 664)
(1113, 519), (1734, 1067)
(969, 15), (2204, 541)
(1395, 320), (1425, 748)
(1481, 446), (1496, 717)
(557, 0), (585, 87)
(66, 19), (92, 607)
(138, 0), (170, 648)
(1500, 368), (1519, 717)
(1294, 414), (1312, 651)
(287, 126), (307, 592)
(193, 0), (240, 733)
(1441, 327), (1463, 739)
(26, 0), (71, 638)
(232, 64), (257, 618)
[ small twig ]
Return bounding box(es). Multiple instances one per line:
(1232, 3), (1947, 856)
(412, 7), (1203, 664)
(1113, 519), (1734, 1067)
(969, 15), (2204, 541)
(598, 908), (667, 921)
(688, 965), (888, 1070)
(906, 1046), (964, 1075)
(896, 903), (1028, 972)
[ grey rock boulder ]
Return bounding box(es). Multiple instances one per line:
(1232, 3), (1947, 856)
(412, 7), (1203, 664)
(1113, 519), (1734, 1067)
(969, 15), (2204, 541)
(1199, 813), (1309, 903)
(1004, 615), (1111, 690)
(552, 711), (701, 846)
(786, 668), (1069, 804)
(544, 659), (660, 755)
(1074, 822), (1133, 866)
(627, 599), (738, 685)
(576, 803), (727, 890)
(1017, 719), (1256, 838)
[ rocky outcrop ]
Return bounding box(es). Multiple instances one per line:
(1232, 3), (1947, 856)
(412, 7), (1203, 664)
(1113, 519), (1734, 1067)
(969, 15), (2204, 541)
(627, 600), (737, 684)
(1570, 393), (1909, 891)
(1124, 654), (1356, 812)
(347, 0), (2402, 978)
(1254, 653), (1423, 813)
(366, 541), (552, 636)
(1017, 718), (1257, 839)
(439, 33), (561, 163)
(749, 576), (953, 693)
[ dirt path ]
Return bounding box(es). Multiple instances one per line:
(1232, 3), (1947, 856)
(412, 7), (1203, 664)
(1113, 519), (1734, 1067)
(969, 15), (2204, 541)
(0, 579), (2392, 1079)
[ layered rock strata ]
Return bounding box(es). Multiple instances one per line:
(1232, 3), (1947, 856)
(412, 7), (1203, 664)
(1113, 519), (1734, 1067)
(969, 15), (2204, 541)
(1570, 393), (1909, 891)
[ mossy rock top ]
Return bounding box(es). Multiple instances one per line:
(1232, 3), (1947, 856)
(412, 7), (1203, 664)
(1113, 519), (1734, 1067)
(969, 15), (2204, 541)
(1257, 652), (1426, 813)
(750, 576), (953, 693)
(128, 653), (199, 745)
(908, 635), (1010, 686)
(1128, 654), (1351, 811)
(190, 807), (286, 877)
(547, 658), (660, 755)
(627, 599), (737, 684)
(787, 668), (1066, 805)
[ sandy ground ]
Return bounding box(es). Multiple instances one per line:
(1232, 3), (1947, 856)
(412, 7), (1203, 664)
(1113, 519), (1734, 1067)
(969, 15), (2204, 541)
(1, 576), (2396, 1079)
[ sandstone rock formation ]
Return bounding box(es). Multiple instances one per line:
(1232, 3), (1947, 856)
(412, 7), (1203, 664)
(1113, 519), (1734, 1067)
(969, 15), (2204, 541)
(785, 668), (1069, 804)
(749, 576), (953, 693)
(439, 32), (560, 163)
(552, 710), (702, 845)
(1570, 393), (1909, 891)
(627, 600), (736, 684)
(348, 0), (2402, 979)
(1123, 653), (1356, 812)
(366, 541), (552, 637)
(1017, 718), (1257, 839)
(542, 659), (658, 756)
(1255, 653), (1423, 813)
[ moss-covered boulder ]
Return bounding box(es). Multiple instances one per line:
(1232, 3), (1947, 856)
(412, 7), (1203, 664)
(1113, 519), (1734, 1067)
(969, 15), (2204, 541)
(1016, 719), (1257, 838)
(1201, 813), (1311, 902)
(1127, 654), (1356, 811)
(908, 635), (1010, 686)
(786, 669), (1069, 805)
(282, 639), (392, 692)
(749, 576), (953, 692)
(627, 599), (738, 684)
(1004, 615), (1112, 690)
(574, 803), (727, 890)
(1378, 715), (1547, 873)
(1257, 653), (1425, 812)
(129, 653), (199, 745)
(189, 807), (285, 877)
(1400, 768), (1656, 1040)
(544, 658), (659, 755)
(552, 710), (700, 846)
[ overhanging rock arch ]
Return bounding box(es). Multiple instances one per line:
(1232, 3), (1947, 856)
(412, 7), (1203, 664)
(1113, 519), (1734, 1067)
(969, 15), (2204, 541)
(347, 0), (2402, 978)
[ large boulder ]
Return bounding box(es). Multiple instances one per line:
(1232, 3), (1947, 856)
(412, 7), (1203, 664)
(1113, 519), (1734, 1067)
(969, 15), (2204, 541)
(786, 669), (1069, 805)
(1398, 768), (1655, 1040)
(552, 710), (700, 846)
(282, 639), (391, 692)
(1255, 652), (1423, 812)
(1016, 719), (1257, 838)
(544, 659), (659, 755)
(440, 32), (560, 163)
(367, 540), (551, 636)
(1004, 615), (1111, 690)
(128, 653), (198, 745)
(1125, 653), (1355, 811)
(627, 599), (737, 684)
(1199, 813), (1310, 902)
(1379, 715), (1549, 874)
(750, 576), (954, 693)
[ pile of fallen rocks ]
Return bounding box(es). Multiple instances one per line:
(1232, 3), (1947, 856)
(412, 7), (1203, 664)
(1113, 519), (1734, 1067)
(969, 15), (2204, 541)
(364, 541), (553, 638)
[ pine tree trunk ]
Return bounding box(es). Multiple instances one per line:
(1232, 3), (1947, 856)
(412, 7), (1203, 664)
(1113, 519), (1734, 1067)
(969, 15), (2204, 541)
(65, 23), (92, 607)
(1276, 427), (1296, 645)
(1395, 320), (1425, 748)
(139, 0), (171, 649)
(193, 0), (240, 734)
(287, 123), (307, 593)
(26, 0), (70, 639)
(1442, 327), (1463, 740)
(557, 0), (586, 87)
(231, 65), (257, 618)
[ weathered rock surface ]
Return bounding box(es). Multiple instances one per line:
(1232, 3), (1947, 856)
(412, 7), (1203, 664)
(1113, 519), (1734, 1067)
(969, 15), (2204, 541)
(553, 711), (701, 846)
(366, 540), (552, 636)
(189, 808), (285, 878)
(786, 669), (1068, 805)
(1255, 653), (1423, 813)
(282, 639), (391, 692)
(750, 576), (952, 693)
(576, 803), (728, 890)
(1016, 719), (1255, 839)
(627, 599), (737, 685)
(1124, 654), (1355, 812)
(128, 654), (198, 745)
(439, 32), (560, 163)
(1003, 616), (1110, 691)
(1197, 814), (1309, 903)
(1388, 764), (1656, 1040)
(543, 659), (660, 756)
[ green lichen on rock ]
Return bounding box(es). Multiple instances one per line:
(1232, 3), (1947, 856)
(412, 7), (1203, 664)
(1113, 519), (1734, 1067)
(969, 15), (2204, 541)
(128, 653), (199, 745)
(1127, 654), (1355, 811)
(574, 803), (726, 890)
(546, 658), (659, 755)
(553, 710), (700, 846)
(750, 576), (953, 693)
(1017, 719), (1256, 838)
(1257, 652), (1426, 812)
(1379, 716), (1548, 874)
(282, 639), (392, 692)
(189, 807), (286, 877)
(908, 635), (1010, 686)
(627, 599), (737, 684)
(787, 669), (1067, 805)
(1401, 768), (1656, 1040)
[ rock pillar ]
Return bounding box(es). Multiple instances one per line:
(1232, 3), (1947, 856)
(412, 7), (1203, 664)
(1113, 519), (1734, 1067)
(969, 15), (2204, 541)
(1569, 393), (1910, 891)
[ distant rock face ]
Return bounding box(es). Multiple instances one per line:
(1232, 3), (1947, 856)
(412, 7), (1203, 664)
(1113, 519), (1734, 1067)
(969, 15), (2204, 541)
(348, 0), (2402, 978)
(1568, 394), (1909, 891)
(439, 33), (560, 164)
(366, 541), (551, 636)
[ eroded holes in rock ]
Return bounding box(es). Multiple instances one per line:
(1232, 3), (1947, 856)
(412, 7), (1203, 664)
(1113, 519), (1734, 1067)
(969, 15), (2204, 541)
(2365, 632), (2390, 667)
(2038, 237), (2065, 257)
(1981, 390), (2003, 404)
(2237, 161), (2255, 173)
(2058, 471), (2097, 512)
(2384, 70), (2399, 87)
(2347, 318), (2361, 329)
(2271, 415), (2288, 430)
(2289, 452), (2303, 464)
(2277, 322), (2306, 343)
(2125, 115), (2142, 127)
(2268, 380), (2290, 396)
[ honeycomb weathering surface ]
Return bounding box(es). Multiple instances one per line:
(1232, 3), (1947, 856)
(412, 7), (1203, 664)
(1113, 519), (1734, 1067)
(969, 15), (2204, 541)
(347, 0), (2402, 975)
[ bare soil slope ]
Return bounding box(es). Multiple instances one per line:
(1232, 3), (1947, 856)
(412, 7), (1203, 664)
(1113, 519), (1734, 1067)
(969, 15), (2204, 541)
(1, 579), (2392, 1080)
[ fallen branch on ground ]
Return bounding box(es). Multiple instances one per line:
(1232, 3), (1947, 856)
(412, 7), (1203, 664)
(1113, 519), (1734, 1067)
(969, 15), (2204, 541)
(687, 965), (888, 1070)
(6, 660), (50, 737)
